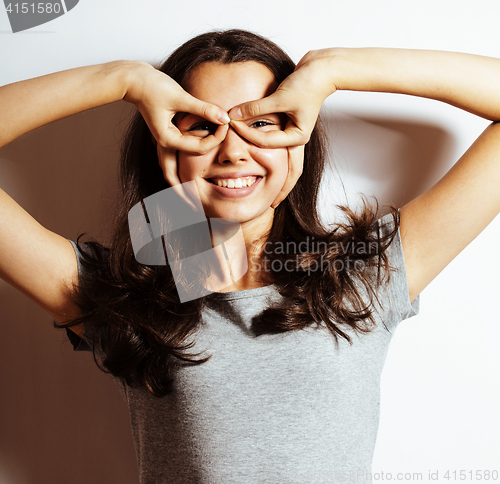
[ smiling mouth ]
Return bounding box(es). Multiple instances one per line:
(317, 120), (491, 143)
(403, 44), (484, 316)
(207, 176), (261, 188)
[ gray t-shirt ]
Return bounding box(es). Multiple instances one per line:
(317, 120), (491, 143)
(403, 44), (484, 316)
(68, 213), (419, 484)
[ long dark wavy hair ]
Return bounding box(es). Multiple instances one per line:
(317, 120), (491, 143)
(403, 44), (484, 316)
(57, 29), (399, 397)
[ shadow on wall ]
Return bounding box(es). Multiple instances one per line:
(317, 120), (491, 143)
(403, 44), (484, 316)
(0, 102), (139, 484)
(318, 112), (456, 224)
(0, 106), (454, 484)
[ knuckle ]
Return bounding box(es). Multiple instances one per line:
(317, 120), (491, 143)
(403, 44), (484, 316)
(299, 134), (311, 145)
(196, 142), (211, 156)
(157, 134), (169, 147)
(200, 104), (211, 119)
(245, 102), (261, 118)
(201, 103), (217, 121)
(158, 127), (178, 148)
(295, 128), (311, 144)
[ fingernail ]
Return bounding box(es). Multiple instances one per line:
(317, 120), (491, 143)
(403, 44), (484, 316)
(219, 112), (230, 124)
(231, 108), (242, 120)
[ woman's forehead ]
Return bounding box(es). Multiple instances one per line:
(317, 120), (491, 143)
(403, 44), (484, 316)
(185, 61), (278, 112)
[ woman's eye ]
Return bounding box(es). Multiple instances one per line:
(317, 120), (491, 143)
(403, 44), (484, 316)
(187, 122), (217, 137)
(250, 120), (277, 130)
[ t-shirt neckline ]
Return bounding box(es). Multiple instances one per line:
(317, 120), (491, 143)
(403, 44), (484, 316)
(206, 284), (278, 301)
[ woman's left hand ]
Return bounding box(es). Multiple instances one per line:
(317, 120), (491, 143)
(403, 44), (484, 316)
(228, 50), (337, 148)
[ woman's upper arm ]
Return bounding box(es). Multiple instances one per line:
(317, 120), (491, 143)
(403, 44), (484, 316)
(400, 122), (500, 303)
(0, 188), (83, 329)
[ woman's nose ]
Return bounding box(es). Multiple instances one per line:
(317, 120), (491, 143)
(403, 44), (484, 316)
(216, 126), (250, 165)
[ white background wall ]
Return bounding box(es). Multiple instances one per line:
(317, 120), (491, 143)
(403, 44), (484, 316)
(0, 1), (499, 483)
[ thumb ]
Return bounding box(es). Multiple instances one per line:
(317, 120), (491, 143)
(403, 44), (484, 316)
(229, 95), (282, 121)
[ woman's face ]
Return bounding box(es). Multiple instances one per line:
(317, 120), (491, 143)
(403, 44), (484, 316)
(175, 61), (288, 232)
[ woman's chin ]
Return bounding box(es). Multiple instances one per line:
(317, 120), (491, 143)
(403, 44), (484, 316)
(202, 204), (273, 226)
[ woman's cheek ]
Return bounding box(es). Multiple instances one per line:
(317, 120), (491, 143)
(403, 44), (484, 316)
(177, 153), (211, 183)
(249, 146), (289, 188)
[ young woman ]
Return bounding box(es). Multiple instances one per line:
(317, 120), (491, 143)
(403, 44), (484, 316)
(1, 30), (499, 483)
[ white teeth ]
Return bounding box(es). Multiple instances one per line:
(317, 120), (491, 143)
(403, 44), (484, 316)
(214, 176), (258, 188)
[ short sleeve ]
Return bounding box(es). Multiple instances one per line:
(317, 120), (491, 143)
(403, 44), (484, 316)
(377, 212), (420, 328)
(66, 325), (92, 351)
(65, 240), (93, 352)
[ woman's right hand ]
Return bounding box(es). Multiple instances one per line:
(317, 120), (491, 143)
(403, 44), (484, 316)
(227, 50), (338, 148)
(124, 62), (230, 154)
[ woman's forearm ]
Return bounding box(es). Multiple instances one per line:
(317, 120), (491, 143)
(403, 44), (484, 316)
(325, 48), (500, 121)
(0, 60), (150, 149)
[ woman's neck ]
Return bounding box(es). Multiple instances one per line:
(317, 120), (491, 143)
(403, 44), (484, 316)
(208, 210), (274, 292)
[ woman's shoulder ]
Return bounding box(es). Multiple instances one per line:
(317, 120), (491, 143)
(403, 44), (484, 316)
(374, 211), (420, 326)
(63, 238), (111, 347)
(69, 238), (110, 269)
